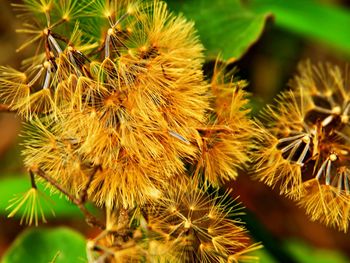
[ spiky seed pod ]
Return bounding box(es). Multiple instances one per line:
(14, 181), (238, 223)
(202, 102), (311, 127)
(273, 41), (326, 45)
(292, 62), (350, 232)
(1, 0), (101, 118)
(88, 158), (167, 208)
(21, 116), (171, 208)
(254, 90), (315, 198)
(194, 64), (255, 187)
(254, 61), (350, 231)
(13, 0), (91, 52)
(18, 0), (209, 209)
(293, 61), (350, 129)
(145, 178), (261, 263)
(74, 0), (209, 163)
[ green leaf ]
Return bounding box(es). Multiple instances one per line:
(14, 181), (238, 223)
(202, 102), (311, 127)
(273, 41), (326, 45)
(250, 240), (349, 263)
(0, 176), (82, 219)
(284, 239), (349, 263)
(1, 227), (87, 263)
(247, 0), (350, 54)
(166, 0), (271, 61)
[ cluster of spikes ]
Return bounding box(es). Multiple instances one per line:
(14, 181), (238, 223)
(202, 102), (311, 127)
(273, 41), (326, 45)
(1, 0), (261, 262)
(255, 61), (350, 232)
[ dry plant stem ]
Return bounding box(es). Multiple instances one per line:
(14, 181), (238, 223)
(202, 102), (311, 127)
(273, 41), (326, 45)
(33, 168), (105, 229)
(29, 170), (37, 189)
(79, 165), (101, 203)
(116, 207), (130, 236)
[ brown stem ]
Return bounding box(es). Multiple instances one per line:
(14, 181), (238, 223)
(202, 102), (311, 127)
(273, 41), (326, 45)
(44, 35), (52, 60)
(79, 165), (101, 203)
(29, 170), (37, 189)
(50, 18), (68, 30)
(32, 168), (105, 229)
(117, 207), (130, 236)
(77, 202), (105, 230)
(51, 32), (70, 45)
(90, 40), (106, 56)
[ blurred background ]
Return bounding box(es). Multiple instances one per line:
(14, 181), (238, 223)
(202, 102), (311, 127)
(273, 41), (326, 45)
(1, 0), (350, 262)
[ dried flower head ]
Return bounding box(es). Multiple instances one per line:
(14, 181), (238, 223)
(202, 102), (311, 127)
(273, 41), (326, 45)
(194, 62), (256, 187)
(14, 0), (210, 209)
(254, 61), (350, 231)
(145, 178), (261, 262)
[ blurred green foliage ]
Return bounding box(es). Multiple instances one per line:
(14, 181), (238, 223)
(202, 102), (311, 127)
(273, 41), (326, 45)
(284, 239), (349, 263)
(1, 228), (87, 263)
(254, 239), (349, 263)
(167, 0), (350, 61)
(167, 0), (270, 61)
(249, 0), (350, 55)
(0, 176), (86, 219)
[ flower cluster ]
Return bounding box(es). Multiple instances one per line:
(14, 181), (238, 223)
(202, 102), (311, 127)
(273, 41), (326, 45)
(255, 61), (350, 232)
(2, 0), (260, 262)
(145, 177), (260, 263)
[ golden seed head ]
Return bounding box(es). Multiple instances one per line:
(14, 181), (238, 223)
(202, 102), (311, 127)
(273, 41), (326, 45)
(255, 61), (350, 232)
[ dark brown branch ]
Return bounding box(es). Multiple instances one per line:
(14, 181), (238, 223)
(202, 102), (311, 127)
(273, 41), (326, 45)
(79, 165), (101, 203)
(33, 168), (105, 229)
(51, 32), (70, 45)
(50, 18), (68, 30)
(29, 170), (37, 189)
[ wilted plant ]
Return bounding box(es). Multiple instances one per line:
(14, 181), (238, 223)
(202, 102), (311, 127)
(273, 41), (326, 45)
(1, 0), (261, 262)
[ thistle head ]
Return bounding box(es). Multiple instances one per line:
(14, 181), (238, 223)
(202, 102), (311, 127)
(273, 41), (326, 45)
(254, 61), (350, 232)
(145, 178), (261, 262)
(194, 62), (256, 187)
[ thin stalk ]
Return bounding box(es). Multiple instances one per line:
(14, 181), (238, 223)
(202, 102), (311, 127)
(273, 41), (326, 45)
(79, 165), (101, 203)
(32, 168), (105, 229)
